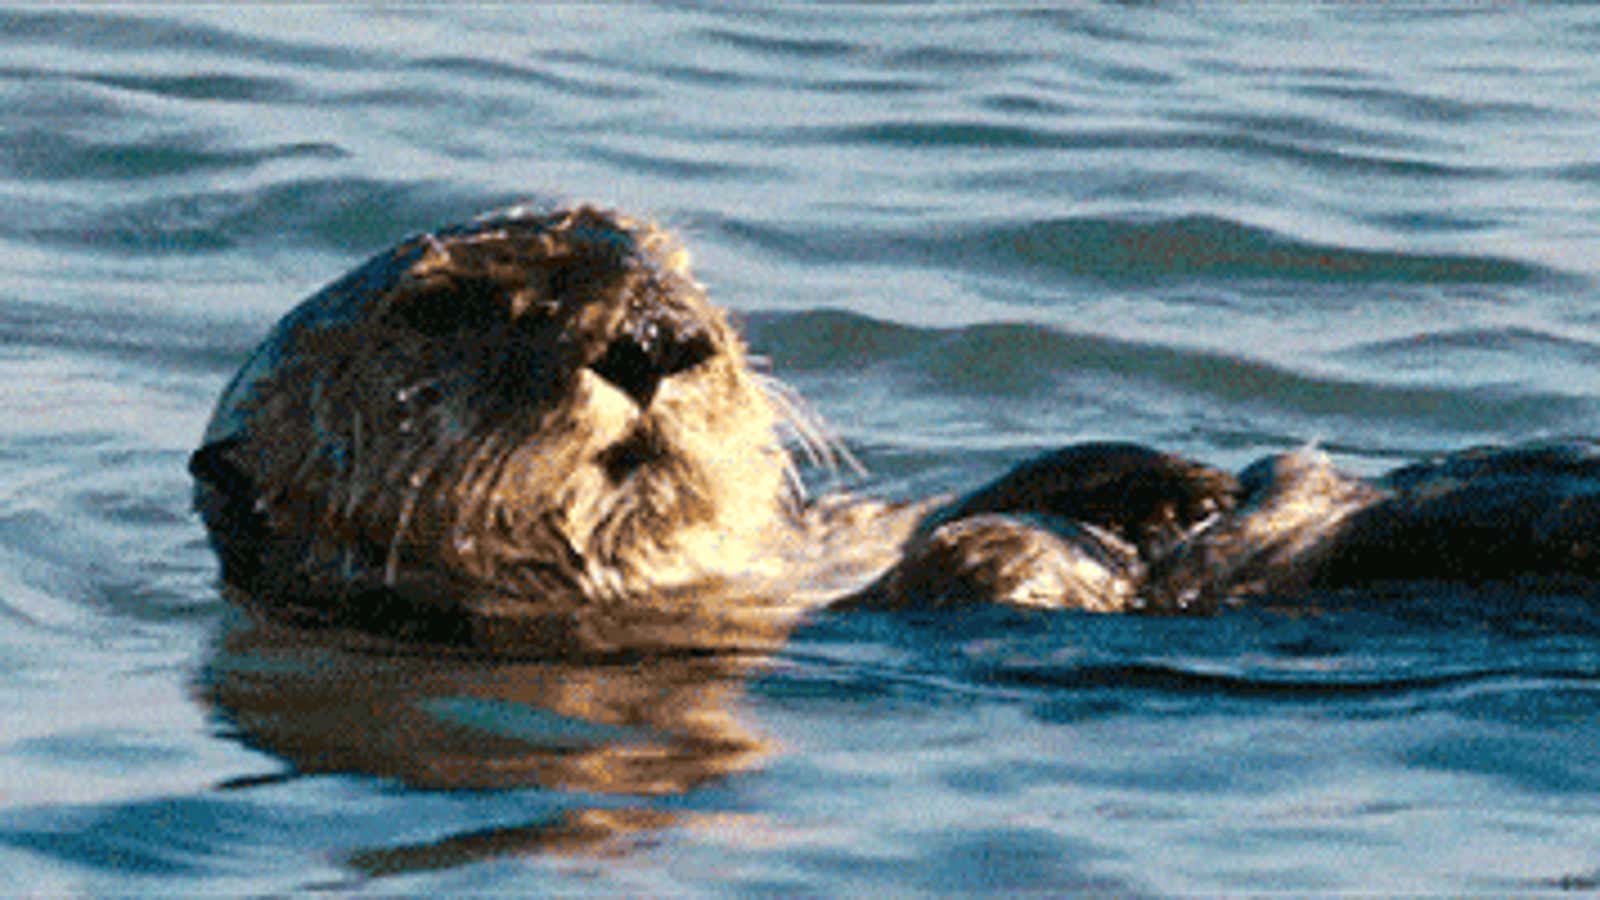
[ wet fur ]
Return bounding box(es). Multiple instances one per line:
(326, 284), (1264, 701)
(871, 442), (1600, 614)
(193, 205), (1600, 651)
(193, 207), (911, 650)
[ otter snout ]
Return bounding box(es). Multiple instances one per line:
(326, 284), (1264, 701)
(588, 310), (717, 408)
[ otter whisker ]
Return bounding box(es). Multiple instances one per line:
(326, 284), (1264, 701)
(759, 374), (866, 478)
(781, 460), (810, 510)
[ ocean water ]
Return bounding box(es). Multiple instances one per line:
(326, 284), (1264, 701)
(3, 4), (1600, 893)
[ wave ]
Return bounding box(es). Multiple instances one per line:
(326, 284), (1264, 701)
(744, 308), (1597, 433)
(0, 299), (255, 374)
(0, 127), (342, 181)
(720, 214), (1551, 286)
(927, 215), (1542, 284)
(0, 795), (252, 877)
(1345, 326), (1600, 368)
(407, 55), (646, 101)
(701, 28), (861, 61)
(5, 9), (382, 69)
(983, 660), (1600, 702)
(786, 606), (1600, 719)
(766, 121), (1486, 182)
(583, 143), (782, 183)
(0, 64), (299, 105)
(5, 178), (530, 255)
(1293, 82), (1552, 127)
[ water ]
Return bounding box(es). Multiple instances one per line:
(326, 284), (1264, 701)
(4, 4), (1600, 892)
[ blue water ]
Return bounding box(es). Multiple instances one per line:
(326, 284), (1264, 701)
(4, 4), (1600, 892)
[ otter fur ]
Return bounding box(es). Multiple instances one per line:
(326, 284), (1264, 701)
(191, 205), (1600, 651)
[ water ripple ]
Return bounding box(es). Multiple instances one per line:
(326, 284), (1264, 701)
(0, 129), (343, 181)
(723, 215), (1548, 285)
(584, 143), (781, 183)
(408, 55), (648, 101)
(923, 216), (1541, 284)
(1293, 83), (1555, 126)
(0, 299), (255, 374)
(1345, 327), (1600, 368)
(9, 178), (524, 255)
(701, 28), (861, 61)
(988, 660), (1598, 703)
(766, 122), (1488, 181)
(0, 65), (301, 104)
(4, 9), (384, 69)
(748, 309), (1592, 433)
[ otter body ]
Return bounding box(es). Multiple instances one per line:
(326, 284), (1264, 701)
(866, 439), (1600, 613)
(192, 206), (1600, 650)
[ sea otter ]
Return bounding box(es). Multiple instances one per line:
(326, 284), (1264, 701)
(189, 206), (919, 652)
(190, 205), (1600, 651)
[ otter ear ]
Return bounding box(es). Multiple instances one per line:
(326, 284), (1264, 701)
(189, 438), (254, 505)
(190, 438), (271, 585)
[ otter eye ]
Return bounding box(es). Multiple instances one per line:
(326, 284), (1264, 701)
(396, 279), (506, 337)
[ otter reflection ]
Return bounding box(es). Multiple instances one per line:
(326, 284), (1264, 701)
(202, 611), (777, 866)
(204, 616), (772, 794)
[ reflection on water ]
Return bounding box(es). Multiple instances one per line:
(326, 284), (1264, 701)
(201, 613), (773, 866)
(203, 615), (774, 795)
(343, 807), (707, 877)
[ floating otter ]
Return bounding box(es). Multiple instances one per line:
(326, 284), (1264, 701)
(190, 206), (919, 653)
(191, 205), (1600, 651)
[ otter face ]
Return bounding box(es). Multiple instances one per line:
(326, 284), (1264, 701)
(193, 207), (800, 611)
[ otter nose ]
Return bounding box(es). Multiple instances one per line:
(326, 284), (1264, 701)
(588, 314), (716, 408)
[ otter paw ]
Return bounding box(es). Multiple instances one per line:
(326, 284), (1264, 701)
(850, 514), (1142, 612)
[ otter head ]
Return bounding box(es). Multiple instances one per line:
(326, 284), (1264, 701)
(192, 206), (805, 621)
